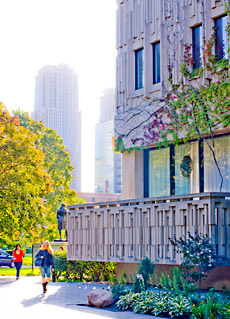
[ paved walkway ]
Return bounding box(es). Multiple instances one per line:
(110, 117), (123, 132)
(0, 276), (158, 319)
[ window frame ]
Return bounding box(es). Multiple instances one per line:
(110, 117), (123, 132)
(192, 25), (203, 69)
(152, 41), (161, 84)
(214, 15), (228, 61)
(135, 48), (144, 90)
(144, 141), (204, 197)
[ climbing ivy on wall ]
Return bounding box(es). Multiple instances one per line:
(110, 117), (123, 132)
(115, 29), (230, 149)
(114, 2), (230, 190)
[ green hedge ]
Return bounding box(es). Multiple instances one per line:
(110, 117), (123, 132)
(53, 250), (116, 282)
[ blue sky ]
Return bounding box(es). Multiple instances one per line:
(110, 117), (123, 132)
(0, 0), (117, 192)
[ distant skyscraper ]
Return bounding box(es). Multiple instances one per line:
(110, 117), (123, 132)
(33, 64), (81, 191)
(95, 88), (122, 193)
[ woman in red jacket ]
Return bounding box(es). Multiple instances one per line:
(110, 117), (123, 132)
(13, 244), (25, 280)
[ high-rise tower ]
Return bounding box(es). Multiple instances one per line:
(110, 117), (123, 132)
(95, 88), (122, 194)
(33, 64), (81, 191)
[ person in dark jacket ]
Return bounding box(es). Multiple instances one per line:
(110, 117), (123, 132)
(57, 203), (68, 240)
(35, 240), (54, 293)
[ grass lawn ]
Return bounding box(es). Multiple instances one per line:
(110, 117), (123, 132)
(0, 267), (40, 276)
(23, 256), (33, 265)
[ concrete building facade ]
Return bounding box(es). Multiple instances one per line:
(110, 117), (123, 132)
(67, 0), (230, 287)
(95, 88), (122, 194)
(33, 64), (81, 191)
(115, 0), (230, 200)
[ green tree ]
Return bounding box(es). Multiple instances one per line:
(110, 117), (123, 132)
(13, 110), (85, 241)
(0, 104), (53, 246)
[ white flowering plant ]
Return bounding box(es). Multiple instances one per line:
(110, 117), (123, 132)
(170, 231), (215, 290)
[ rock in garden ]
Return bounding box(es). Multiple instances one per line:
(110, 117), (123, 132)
(87, 289), (114, 308)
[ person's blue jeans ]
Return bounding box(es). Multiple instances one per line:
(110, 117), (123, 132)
(40, 266), (51, 279)
(14, 262), (22, 278)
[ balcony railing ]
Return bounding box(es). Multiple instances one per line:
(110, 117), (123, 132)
(67, 192), (230, 265)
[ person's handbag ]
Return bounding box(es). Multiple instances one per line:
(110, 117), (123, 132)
(35, 258), (43, 267)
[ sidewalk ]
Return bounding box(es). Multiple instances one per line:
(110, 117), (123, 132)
(0, 276), (160, 319)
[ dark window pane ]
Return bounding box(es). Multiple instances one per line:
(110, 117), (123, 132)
(153, 42), (160, 84)
(135, 49), (144, 90)
(215, 16), (228, 61)
(192, 25), (202, 69)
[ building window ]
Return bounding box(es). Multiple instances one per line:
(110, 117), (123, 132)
(204, 135), (230, 192)
(215, 15), (228, 61)
(153, 42), (160, 84)
(149, 148), (170, 197)
(145, 135), (230, 198)
(135, 48), (144, 90)
(192, 25), (202, 69)
(174, 142), (199, 195)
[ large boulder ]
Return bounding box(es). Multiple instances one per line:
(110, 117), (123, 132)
(87, 289), (114, 308)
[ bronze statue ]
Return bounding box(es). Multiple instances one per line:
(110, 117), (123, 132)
(57, 203), (68, 241)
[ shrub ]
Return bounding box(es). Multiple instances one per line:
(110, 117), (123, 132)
(132, 273), (146, 293)
(138, 257), (155, 287)
(190, 289), (230, 319)
(117, 290), (191, 318)
(153, 266), (198, 293)
(67, 260), (87, 280)
(111, 269), (132, 300)
(117, 291), (151, 311)
(133, 257), (155, 293)
(68, 261), (116, 281)
(118, 269), (127, 285)
(53, 250), (68, 279)
(170, 232), (215, 290)
(53, 250), (116, 282)
(151, 292), (191, 318)
(67, 260), (116, 282)
(111, 284), (131, 300)
(191, 299), (230, 319)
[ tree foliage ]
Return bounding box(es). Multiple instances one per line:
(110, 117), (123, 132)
(13, 110), (85, 242)
(0, 104), (52, 246)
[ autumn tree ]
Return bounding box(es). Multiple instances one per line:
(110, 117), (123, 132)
(0, 104), (53, 246)
(13, 110), (84, 241)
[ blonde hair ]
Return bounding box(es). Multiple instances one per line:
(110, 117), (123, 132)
(40, 240), (53, 254)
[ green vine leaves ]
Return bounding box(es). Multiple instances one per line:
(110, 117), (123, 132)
(114, 6), (230, 153)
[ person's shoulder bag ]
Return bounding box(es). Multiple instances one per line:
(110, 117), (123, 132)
(35, 251), (43, 267)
